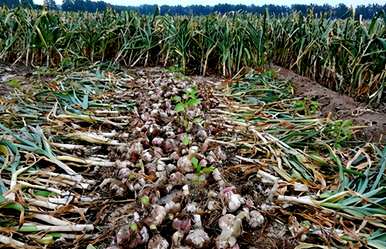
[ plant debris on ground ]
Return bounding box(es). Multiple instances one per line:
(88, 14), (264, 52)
(0, 65), (385, 249)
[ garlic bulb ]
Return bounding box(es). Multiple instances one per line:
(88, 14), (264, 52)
(116, 224), (146, 248)
(196, 130), (208, 142)
(169, 172), (185, 186)
(152, 137), (164, 146)
(216, 214), (243, 249)
(165, 201), (181, 214)
(129, 142), (143, 162)
(188, 146), (199, 154)
(144, 205), (166, 228)
(163, 138), (177, 153)
(148, 235), (169, 249)
(185, 229), (210, 248)
(220, 187), (244, 212)
(172, 231), (184, 247)
(116, 226), (130, 247)
(249, 210), (264, 228)
(228, 193), (244, 212)
(142, 151), (153, 162)
(177, 156), (193, 174)
(192, 214), (203, 229)
(172, 217), (192, 233)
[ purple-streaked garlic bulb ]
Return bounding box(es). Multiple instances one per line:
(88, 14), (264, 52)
(163, 138), (177, 153)
(116, 224), (146, 248)
(172, 217), (192, 234)
(152, 137), (164, 146)
(129, 142), (143, 162)
(220, 186), (244, 212)
(169, 172), (185, 186)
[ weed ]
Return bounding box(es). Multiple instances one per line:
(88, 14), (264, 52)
(324, 120), (353, 147)
(173, 86), (201, 113)
(172, 86), (201, 130)
(191, 156), (215, 175)
(293, 98), (319, 115)
(7, 79), (21, 89)
(182, 133), (190, 146)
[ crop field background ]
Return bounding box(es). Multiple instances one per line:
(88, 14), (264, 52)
(0, 6), (385, 249)
(0, 8), (385, 104)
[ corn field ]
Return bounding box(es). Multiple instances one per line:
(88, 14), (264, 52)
(0, 8), (385, 104)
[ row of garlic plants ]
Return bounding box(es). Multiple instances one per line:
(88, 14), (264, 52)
(0, 8), (385, 104)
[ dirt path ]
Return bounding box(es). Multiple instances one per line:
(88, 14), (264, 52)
(272, 66), (386, 143)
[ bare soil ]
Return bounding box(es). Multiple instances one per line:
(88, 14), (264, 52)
(273, 66), (386, 143)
